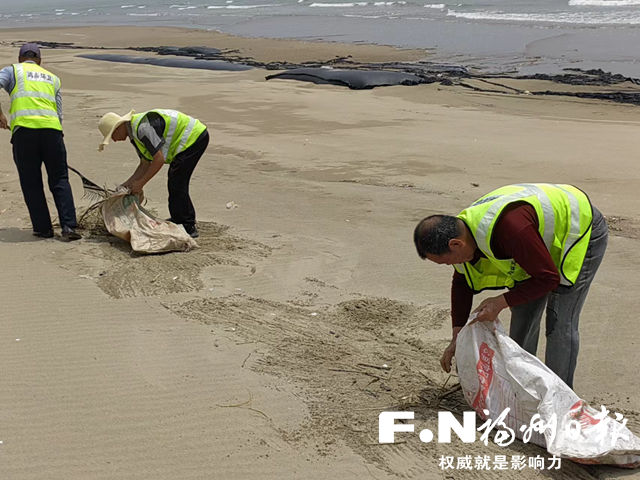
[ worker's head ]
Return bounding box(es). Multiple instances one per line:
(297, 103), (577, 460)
(98, 110), (134, 151)
(18, 43), (41, 65)
(414, 215), (476, 265)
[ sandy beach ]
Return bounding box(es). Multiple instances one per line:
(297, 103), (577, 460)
(0, 25), (639, 479)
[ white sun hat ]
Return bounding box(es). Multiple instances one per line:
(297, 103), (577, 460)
(98, 110), (134, 151)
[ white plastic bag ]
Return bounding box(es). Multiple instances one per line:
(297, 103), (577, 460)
(456, 320), (640, 467)
(102, 194), (197, 254)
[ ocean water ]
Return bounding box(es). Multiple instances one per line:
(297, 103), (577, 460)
(2, 0), (640, 75)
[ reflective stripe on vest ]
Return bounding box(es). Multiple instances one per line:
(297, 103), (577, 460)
(176, 116), (197, 154)
(9, 63), (61, 132)
(130, 109), (205, 163)
(454, 183), (593, 291)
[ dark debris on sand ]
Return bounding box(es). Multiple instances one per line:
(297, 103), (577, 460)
(27, 40), (640, 103)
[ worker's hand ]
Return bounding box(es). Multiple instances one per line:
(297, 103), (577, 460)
(129, 180), (144, 195)
(470, 295), (508, 324)
(440, 340), (456, 373)
(115, 184), (130, 195)
(0, 113), (9, 130)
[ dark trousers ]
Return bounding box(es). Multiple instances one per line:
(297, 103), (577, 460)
(167, 130), (209, 227)
(11, 127), (77, 233)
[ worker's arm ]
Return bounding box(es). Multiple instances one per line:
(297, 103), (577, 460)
(122, 113), (166, 193)
(440, 271), (474, 372)
(55, 88), (63, 125)
(440, 326), (463, 373)
(122, 158), (149, 189)
(127, 150), (165, 194)
(0, 66), (14, 130)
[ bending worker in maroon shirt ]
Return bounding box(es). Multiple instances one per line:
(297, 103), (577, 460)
(413, 183), (608, 388)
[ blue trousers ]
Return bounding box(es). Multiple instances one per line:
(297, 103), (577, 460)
(509, 207), (608, 389)
(11, 127), (77, 233)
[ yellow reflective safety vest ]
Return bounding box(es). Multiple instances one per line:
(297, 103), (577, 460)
(9, 62), (62, 132)
(130, 109), (206, 164)
(453, 183), (593, 292)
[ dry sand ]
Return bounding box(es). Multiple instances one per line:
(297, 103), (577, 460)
(0, 26), (639, 479)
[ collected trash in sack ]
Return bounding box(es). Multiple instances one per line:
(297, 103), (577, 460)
(102, 194), (197, 253)
(456, 317), (640, 467)
(69, 166), (197, 254)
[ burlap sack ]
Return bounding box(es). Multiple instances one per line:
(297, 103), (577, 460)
(102, 194), (197, 253)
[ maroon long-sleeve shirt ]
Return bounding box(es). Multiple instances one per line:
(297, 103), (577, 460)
(451, 202), (560, 328)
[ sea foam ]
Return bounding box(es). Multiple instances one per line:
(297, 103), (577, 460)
(446, 8), (640, 25)
(569, 0), (640, 6)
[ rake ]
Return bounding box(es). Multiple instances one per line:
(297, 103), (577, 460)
(68, 165), (118, 226)
(68, 165), (115, 202)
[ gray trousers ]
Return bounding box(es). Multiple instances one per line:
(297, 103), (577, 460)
(509, 207), (608, 389)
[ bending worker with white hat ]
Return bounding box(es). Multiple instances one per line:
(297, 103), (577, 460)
(98, 109), (209, 238)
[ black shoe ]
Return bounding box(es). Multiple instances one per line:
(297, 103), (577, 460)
(183, 223), (199, 239)
(61, 226), (82, 241)
(33, 229), (54, 239)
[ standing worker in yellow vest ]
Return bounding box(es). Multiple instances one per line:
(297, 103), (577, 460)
(0, 43), (80, 240)
(413, 183), (608, 388)
(97, 109), (209, 238)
